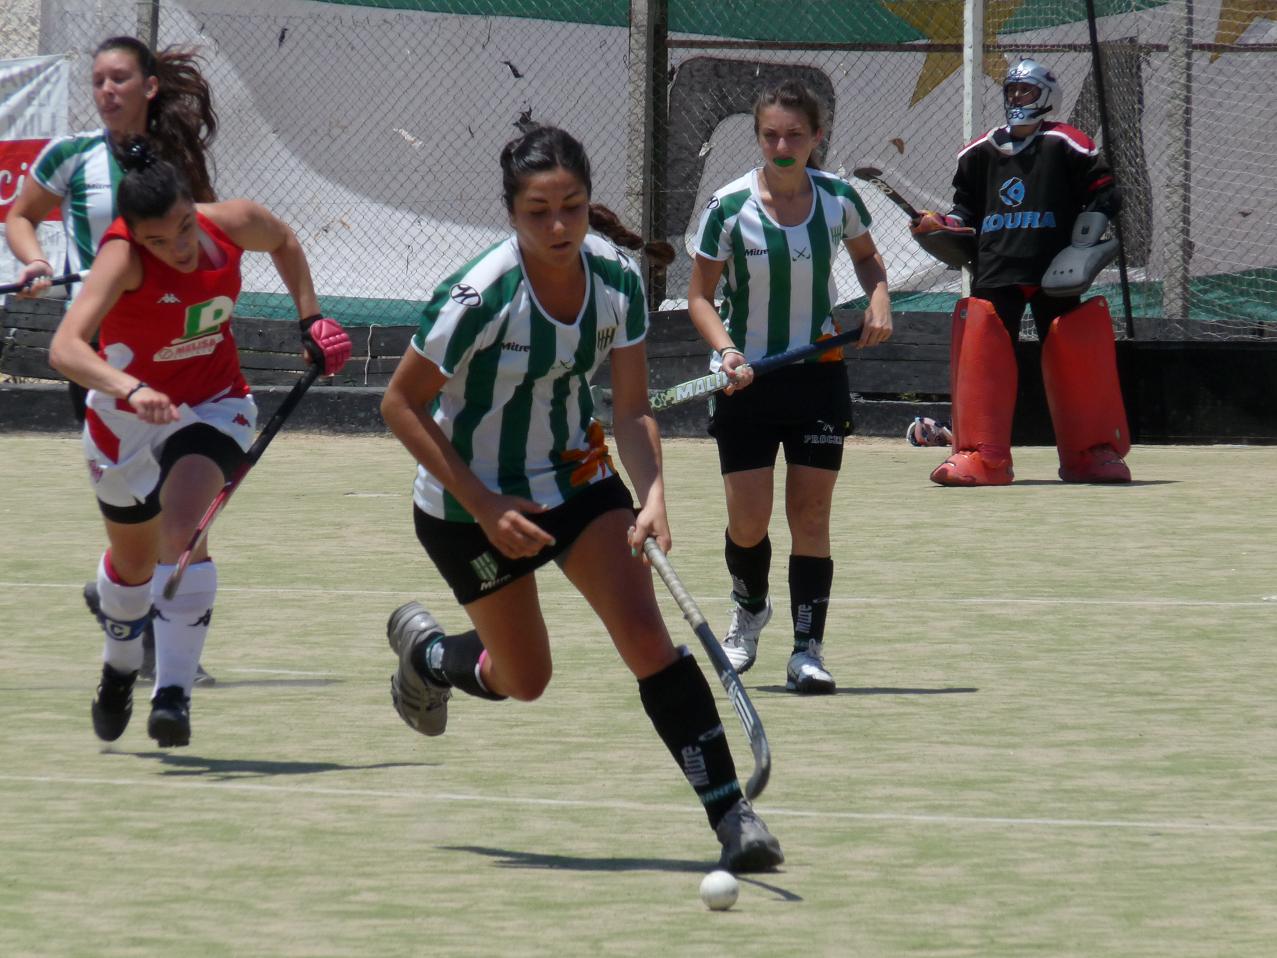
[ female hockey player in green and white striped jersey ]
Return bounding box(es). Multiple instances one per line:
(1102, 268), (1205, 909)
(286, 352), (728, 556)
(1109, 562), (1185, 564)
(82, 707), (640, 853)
(688, 79), (893, 695)
(6, 36), (217, 297)
(380, 125), (784, 873)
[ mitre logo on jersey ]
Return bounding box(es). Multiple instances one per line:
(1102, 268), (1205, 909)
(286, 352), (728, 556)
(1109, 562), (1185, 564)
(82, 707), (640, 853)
(596, 327), (616, 353)
(705, 195), (720, 211)
(451, 284), (482, 307)
(998, 177), (1026, 206)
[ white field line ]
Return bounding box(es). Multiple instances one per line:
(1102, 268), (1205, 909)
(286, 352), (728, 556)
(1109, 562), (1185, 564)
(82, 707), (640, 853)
(1, 581), (1274, 608)
(0, 772), (1272, 834)
(213, 667), (334, 676)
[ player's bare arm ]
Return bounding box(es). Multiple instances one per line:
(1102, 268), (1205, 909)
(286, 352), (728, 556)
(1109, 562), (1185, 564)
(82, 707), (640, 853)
(381, 348), (552, 559)
(608, 340), (671, 556)
(845, 232), (892, 348)
(687, 254), (753, 391)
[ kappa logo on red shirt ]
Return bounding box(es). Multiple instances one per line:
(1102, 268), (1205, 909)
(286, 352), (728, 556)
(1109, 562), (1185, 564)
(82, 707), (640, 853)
(233, 413), (250, 427)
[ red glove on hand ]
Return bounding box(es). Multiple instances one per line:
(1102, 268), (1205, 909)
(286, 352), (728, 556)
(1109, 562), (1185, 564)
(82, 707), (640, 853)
(911, 211), (972, 235)
(300, 315), (352, 375)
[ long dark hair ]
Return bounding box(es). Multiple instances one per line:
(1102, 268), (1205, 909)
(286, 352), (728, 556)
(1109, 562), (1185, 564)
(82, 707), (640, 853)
(500, 125), (675, 267)
(116, 136), (193, 228)
(96, 36), (218, 202)
(753, 80), (827, 170)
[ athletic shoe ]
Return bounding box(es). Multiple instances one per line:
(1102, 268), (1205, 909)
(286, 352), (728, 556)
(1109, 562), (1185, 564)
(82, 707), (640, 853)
(90, 663), (138, 742)
(1058, 444), (1132, 483)
(715, 797), (785, 873)
(905, 416), (954, 447)
(721, 597), (772, 674)
(84, 583), (214, 685)
(148, 685), (191, 748)
(929, 447), (1014, 486)
(786, 639), (836, 694)
(387, 602), (452, 737)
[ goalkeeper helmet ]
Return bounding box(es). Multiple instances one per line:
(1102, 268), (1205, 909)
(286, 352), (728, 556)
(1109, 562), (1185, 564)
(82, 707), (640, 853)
(1003, 58), (1058, 126)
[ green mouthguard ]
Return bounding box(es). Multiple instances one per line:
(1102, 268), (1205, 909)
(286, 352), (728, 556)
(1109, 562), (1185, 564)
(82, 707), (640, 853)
(773, 157), (797, 168)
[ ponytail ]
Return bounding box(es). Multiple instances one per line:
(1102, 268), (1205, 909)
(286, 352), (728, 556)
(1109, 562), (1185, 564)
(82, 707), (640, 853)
(94, 37), (218, 201)
(588, 204), (675, 267)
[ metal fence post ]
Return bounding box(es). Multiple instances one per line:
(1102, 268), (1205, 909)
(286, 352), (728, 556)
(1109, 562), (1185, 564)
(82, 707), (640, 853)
(626, 0), (668, 299)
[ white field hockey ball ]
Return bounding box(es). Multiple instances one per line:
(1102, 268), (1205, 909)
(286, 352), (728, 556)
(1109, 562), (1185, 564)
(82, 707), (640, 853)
(699, 870), (739, 911)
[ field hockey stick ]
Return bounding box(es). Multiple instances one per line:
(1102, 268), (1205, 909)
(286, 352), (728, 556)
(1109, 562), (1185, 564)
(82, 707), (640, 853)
(0, 270), (87, 296)
(163, 363), (321, 600)
(591, 319), (864, 426)
(851, 166), (924, 221)
(642, 537), (771, 800)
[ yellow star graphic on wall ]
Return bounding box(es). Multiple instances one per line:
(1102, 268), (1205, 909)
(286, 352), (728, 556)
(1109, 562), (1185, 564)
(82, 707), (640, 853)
(884, 0), (1026, 105)
(1212, 0), (1277, 60)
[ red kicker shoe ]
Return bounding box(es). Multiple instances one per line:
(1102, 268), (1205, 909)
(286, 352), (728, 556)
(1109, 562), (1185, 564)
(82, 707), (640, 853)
(930, 447), (1015, 486)
(1058, 444), (1131, 483)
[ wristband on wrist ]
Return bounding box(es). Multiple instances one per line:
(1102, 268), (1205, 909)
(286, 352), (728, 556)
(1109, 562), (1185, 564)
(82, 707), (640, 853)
(125, 382), (147, 401)
(719, 346), (745, 360)
(299, 313), (322, 331)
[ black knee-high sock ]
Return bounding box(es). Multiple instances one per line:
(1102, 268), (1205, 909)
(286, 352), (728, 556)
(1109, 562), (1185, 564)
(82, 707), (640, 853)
(790, 555), (834, 651)
(725, 531), (771, 613)
(411, 630), (506, 700)
(638, 649), (742, 829)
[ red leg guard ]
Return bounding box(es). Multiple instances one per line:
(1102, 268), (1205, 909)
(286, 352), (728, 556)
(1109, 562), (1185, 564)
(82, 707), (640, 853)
(931, 298), (1017, 487)
(1042, 297), (1132, 483)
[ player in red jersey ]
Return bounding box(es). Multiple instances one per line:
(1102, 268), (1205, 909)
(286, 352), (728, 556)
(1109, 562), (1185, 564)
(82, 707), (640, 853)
(912, 58), (1130, 486)
(49, 138), (351, 747)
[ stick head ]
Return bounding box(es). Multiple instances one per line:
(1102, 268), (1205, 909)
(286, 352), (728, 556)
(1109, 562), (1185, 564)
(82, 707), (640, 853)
(588, 384), (614, 427)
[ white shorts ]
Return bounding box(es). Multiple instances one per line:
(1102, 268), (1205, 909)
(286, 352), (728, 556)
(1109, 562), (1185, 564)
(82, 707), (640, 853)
(83, 387), (257, 512)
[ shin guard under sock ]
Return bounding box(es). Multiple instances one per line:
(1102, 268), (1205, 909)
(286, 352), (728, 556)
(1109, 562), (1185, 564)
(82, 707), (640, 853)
(150, 561), (215, 696)
(95, 551), (152, 674)
(413, 630), (506, 701)
(725, 531), (771, 613)
(789, 554), (834, 651)
(639, 648), (742, 828)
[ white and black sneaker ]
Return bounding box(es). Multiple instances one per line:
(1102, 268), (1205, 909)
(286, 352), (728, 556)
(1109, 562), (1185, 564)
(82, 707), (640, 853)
(715, 797), (784, 873)
(786, 639), (836, 694)
(721, 597), (772, 674)
(387, 602), (452, 737)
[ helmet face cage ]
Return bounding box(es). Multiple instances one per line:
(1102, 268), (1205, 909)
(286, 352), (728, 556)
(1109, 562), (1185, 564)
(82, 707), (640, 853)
(1003, 58), (1058, 126)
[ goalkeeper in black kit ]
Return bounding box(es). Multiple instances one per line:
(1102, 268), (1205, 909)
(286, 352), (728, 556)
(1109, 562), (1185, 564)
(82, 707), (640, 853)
(911, 58), (1132, 486)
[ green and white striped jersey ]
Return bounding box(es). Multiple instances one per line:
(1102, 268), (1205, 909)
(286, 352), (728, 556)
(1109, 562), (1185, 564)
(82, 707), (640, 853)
(31, 130), (122, 292)
(694, 167), (871, 367)
(411, 233), (648, 522)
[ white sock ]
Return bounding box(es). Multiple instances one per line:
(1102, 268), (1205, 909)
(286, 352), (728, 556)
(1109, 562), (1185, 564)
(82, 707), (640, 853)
(150, 561), (217, 698)
(96, 552), (152, 674)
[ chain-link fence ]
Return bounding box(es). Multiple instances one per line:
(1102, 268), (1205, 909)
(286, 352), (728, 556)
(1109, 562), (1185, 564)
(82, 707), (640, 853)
(1092, 0), (1277, 338)
(24, 1), (1277, 338)
(41, 0), (642, 323)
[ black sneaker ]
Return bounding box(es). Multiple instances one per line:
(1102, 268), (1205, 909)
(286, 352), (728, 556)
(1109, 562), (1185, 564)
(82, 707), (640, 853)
(148, 685), (191, 747)
(715, 797), (785, 873)
(387, 602), (451, 736)
(91, 663), (138, 742)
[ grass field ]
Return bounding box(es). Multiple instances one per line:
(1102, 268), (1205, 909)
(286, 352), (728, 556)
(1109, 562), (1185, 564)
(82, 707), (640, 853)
(2, 434), (1275, 957)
